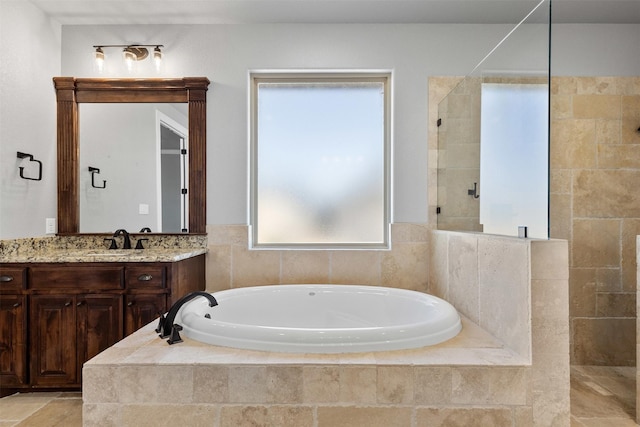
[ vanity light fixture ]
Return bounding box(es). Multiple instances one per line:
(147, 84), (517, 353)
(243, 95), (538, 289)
(93, 44), (164, 73)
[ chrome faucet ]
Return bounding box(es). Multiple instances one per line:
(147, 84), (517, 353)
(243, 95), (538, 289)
(156, 291), (218, 344)
(113, 229), (132, 249)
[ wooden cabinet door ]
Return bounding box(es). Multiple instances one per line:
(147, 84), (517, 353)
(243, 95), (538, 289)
(30, 295), (77, 386)
(76, 294), (123, 368)
(0, 295), (27, 387)
(124, 294), (166, 336)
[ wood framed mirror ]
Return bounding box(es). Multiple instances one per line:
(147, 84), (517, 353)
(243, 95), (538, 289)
(53, 77), (210, 234)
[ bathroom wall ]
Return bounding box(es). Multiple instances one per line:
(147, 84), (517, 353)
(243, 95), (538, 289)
(0, 1), (60, 239)
(550, 76), (640, 365)
(206, 223), (430, 292)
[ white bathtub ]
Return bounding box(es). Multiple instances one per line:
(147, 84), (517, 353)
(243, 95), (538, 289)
(175, 284), (462, 353)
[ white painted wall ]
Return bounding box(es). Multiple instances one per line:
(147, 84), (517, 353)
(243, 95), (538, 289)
(0, 1), (60, 238)
(1, 16), (638, 238)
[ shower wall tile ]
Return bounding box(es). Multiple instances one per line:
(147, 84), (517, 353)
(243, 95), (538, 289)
(550, 119), (596, 169)
(621, 219), (640, 291)
(571, 219), (621, 268)
(573, 95), (621, 119)
(573, 318), (636, 365)
(573, 170), (640, 218)
(596, 292), (636, 317)
(569, 268), (597, 317)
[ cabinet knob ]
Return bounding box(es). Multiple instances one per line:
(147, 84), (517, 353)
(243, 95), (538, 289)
(13, 302), (21, 308)
(127, 301), (135, 306)
(0, 275), (14, 282)
(77, 301), (85, 307)
(64, 301), (72, 307)
(137, 274), (153, 281)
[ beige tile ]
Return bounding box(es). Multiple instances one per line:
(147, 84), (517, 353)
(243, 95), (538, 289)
(391, 222), (430, 243)
(381, 242), (429, 292)
(533, 389), (570, 427)
(0, 393), (58, 422)
(414, 367), (452, 405)
(302, 366), (340, 403)
(231, 246), (280, 286)
(228, 366), (267, 403)
(206, 224), (248, 245)
(428, 230), (449, 299)
(192, 365), (229, 403)
(266, 366), (303, 403)
(598, 144), (640, 168)
(596, 268), (622, 292)
(572, 318), (636, 365)
(447, 233), (479, 322)
(451, 367), (530, 405)
(549, 193), (571, 239)
(116, 365), (160, 403)
(550, 119), (596, 169)
(551, 94), (573, 120)
(220, 405), (314, 427)
(82, 403), (121, 427)
(621, 218), (640, 292)
(596, 292), (636, 317)
(121, 404), (217, 427)
(531, 239), (569, 281)
(416, 407), (514, 427)
(205, 245), (231, 292)
(317, 406), (412, 427)
(15, 399), (82, 427)
(376, 366), (414, 404)
(595, 119), (621, 144)
(573, 170), (640, 218)
(330, 250), (381, 285)
(477, 237), (530, 357)
(281, 251), (330, 284)
(569, 268), (597, 317)
(82, 366), (119, 403)
(572, 219), (621, 268)
(573, 95), (621, 119)
(339, 366), (377, 404)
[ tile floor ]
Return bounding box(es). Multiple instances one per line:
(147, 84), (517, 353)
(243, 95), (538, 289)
(0, 366), (637, 426)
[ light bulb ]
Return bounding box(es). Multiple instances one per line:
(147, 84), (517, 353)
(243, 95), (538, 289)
(153, 46), (163, 72)
(94, 47), (105, 73)
(122, 48), (136, 73)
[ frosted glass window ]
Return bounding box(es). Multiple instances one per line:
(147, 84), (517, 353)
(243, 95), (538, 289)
(479, 83), (548, 238)
(251, 75), (389, 248)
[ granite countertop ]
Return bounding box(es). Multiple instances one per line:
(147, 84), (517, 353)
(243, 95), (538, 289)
(1, 248), (207, 263)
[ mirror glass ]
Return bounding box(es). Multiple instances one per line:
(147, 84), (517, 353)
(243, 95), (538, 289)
(436, 0), (551, 238)
(79, 103), (189, 233)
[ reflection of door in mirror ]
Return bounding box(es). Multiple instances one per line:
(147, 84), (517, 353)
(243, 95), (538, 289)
(159, 117), (188, 233)
(79, 103), (188, 233)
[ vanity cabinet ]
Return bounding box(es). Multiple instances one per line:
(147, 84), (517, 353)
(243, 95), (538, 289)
(0, 267), (27, 388)
(0, 254), (204, 395)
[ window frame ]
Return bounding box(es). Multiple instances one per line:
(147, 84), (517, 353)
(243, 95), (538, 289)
(249, 71), (392, 250)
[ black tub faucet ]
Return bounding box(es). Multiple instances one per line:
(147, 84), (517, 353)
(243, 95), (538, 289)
(113, 229), (132, 249)
(156, 291), (218, 344)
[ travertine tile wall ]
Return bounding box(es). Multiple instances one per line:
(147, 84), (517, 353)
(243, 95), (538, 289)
(431, 76), (640, 366)
(550, 77), (640, 365)
(205, 223), (430, 292)
(429, 230), (570, 426)
(636, 236), (640, 424)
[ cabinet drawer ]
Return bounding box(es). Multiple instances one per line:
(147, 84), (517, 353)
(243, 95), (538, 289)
(0, 267), (26, 291)
(30, 265), (124, 290)
(125, 265), (166, 289)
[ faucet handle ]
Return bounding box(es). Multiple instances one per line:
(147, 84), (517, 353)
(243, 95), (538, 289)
(135, 238), (149, 250)
(103, 238), (118, 249)
(167, 324), (183, 345)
